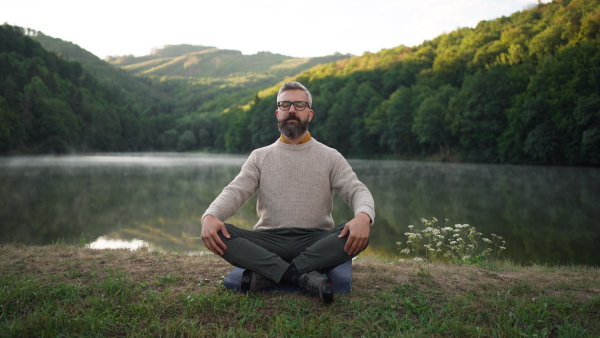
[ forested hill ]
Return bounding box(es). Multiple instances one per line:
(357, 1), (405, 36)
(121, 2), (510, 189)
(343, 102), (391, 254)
(106, 44), (350, 81)
(224, 0), (599, 165)
(0, 25), (164, 153)
(32, 32), (169, 116)
(1, 0), (599, 166)
(0, 26), (349, 154)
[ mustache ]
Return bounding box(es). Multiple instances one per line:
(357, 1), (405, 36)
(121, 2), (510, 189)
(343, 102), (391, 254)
(285, 115), (301, 122)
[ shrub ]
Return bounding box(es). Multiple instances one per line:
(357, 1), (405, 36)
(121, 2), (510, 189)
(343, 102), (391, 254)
(397, 217), (506, 264)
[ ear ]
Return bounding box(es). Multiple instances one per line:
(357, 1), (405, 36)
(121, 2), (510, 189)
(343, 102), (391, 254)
(275, 110), (279, 118)
(308, 109), (314, 122)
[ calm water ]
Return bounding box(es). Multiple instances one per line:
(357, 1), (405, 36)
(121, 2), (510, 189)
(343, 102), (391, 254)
(1, 153), (599, 266)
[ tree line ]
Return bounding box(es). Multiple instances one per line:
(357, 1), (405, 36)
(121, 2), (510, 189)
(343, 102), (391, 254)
(1, 0), (599, 166)
(219, 0), (600, 165)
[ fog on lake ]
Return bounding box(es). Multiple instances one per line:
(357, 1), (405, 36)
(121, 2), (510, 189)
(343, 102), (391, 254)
(1, 153), (599, 266)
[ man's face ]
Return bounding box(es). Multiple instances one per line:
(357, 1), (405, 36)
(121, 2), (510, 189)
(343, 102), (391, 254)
(275, 89), (314, 139)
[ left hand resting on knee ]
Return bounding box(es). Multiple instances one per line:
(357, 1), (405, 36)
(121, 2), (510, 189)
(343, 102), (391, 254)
(338, 212), (371, 255)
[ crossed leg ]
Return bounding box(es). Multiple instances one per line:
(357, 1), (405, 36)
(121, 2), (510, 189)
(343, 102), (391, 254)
(217, 222), (367, 283)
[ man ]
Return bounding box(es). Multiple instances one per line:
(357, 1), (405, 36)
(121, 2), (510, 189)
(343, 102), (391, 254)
(201, 81), (375, 303)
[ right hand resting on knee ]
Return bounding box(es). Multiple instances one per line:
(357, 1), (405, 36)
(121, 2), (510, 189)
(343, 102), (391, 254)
(201, 215), (230, 255)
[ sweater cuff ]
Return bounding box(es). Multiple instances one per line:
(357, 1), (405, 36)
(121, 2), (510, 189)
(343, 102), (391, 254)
(202, 209), (224, 223)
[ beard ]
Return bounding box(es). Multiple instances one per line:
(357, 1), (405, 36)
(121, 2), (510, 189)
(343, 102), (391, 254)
(278, 115), (309, 139)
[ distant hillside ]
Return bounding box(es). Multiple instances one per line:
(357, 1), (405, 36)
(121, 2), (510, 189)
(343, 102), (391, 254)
(0, 25), (158, 153)
(33, 32), (171, 116)
(106, 44), (350, 81)
(37, 37), (350, 119)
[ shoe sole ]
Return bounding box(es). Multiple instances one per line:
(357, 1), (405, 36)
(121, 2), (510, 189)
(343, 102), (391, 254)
(322, 278), (334, 303)
(240, 270), (253, 291)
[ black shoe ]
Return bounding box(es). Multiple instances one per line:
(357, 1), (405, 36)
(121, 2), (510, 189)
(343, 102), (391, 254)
(299, 271), (334, 303)
(241, 270), (277, 291)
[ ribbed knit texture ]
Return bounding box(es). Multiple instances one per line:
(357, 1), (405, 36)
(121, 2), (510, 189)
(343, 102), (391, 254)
(203, 138), (375, 230)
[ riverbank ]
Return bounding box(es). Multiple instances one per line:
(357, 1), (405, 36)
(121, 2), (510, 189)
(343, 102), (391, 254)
(1, 244), (599, 336)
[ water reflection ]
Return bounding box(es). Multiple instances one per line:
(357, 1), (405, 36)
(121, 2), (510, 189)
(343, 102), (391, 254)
(1, 154), (599, 266)
(87, 236), (150, 250)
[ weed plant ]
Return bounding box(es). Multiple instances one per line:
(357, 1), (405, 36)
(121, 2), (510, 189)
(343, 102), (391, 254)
(397, 217), (507, 265)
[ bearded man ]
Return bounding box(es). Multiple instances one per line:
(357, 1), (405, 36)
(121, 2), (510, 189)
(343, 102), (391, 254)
(201, 81), (375, 303)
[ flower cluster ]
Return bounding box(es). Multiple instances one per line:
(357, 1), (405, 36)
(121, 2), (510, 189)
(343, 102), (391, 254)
(397, 217), (507, 264)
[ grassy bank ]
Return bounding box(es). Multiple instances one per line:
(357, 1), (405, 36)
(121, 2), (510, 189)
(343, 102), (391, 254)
(1, 244), (599, 337)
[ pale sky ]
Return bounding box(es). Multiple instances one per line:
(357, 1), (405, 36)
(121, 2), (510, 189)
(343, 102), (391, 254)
(2, 0), (550, 59)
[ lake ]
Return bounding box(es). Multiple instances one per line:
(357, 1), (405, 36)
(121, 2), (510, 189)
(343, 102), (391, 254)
(1, 153), (599, 266)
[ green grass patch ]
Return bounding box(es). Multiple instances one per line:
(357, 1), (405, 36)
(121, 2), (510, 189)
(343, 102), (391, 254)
(0, 244), (598, 336)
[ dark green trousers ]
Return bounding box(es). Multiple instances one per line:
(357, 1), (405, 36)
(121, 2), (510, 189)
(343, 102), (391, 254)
(218, 222), (368, 283)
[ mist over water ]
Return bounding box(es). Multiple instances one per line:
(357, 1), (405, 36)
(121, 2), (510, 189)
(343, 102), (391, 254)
(1, 153), (599, 266)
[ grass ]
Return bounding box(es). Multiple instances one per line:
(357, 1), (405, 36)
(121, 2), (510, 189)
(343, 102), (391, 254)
(1, 244), (599, 337)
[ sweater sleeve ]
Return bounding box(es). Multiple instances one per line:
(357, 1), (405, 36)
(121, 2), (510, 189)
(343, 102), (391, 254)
(329, 153), (376, 225)
(202, 152), (261, 222)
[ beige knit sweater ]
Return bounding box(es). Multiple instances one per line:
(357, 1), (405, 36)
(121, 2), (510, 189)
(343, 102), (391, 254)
(202, 138), (375, 230)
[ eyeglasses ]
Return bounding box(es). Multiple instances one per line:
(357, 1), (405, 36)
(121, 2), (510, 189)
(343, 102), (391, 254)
(277, 101), (311, 111)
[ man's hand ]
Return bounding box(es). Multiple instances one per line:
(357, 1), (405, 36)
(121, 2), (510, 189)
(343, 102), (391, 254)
(338, 212), (371, 255)
(201, 215), (230, 255)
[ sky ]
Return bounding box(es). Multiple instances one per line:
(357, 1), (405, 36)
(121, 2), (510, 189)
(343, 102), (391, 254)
(2, 0), (550, 59)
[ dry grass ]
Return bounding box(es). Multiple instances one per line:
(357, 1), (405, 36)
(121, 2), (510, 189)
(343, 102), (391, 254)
(1, 244), (599, 336)
(2, 243), (599, 303)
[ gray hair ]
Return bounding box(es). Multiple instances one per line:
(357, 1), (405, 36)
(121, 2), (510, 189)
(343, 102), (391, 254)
(277, 81), (313, 107)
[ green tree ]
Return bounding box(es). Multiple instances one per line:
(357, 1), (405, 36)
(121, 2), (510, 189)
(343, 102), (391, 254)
(32, 97), (81, 153)
(0, 96), (24, 152)
(350, 82), (383, 156)
(452, 64), (531, 162)
(177, 130), (197, 151)
(412, 85), (459, 158)
(573, 94), (600, 164)
(381, 86), (429, 156)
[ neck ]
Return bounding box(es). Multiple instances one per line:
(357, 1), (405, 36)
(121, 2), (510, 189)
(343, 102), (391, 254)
(282, 131), (310, 145)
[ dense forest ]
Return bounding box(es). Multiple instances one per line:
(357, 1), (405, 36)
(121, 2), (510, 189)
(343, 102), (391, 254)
(1, 0), (599, 166)
(0, 27), (348, 154)
(229, 0), (600, 165)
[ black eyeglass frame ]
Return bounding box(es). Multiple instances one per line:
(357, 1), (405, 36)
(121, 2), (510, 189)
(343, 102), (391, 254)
(277, 101), (311, 111)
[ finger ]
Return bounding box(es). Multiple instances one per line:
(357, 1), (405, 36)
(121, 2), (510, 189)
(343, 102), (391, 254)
(349, 237), (367, 255)
(220, 225), (231, 239)
(214, 234), (227, 252)
(353, 239), (366, 254)
(202, 238), (220, 255)
(204, 234), (226, 255)
(338, 224), (350, 238)
(349, 239), (360, 255)
(344, 235), (355, 254)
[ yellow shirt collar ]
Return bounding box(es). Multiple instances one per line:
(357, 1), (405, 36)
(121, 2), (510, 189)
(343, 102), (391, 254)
(279, 132), (312, 145)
